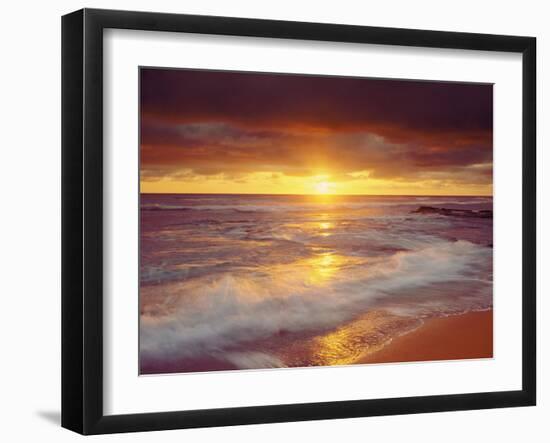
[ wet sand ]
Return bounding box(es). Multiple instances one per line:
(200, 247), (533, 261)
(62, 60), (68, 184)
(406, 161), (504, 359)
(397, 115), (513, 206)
(356, 309), (493, 364)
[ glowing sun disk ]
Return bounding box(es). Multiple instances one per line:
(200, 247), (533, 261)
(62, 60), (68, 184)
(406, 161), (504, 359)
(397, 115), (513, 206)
(315, 181), (331, 194)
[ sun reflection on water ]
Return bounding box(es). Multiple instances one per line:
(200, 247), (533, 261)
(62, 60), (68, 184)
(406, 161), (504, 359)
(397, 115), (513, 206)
(267, 251), (346, 287)
(317, 221), (334, 237)
(310, 312), (421, 366)
(305, 252), (339, 284)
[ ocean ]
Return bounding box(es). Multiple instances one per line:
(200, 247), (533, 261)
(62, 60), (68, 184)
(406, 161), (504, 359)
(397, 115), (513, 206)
(139, 194), (493, 374)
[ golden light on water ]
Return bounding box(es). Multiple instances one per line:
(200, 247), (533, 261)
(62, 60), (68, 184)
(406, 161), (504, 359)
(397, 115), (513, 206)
(317, 221), (333, 237)
(268, 251), (348, 287)
(311, 312), (420, 366)
(307, 253), (339, 284)
(300, 250), (366, 286)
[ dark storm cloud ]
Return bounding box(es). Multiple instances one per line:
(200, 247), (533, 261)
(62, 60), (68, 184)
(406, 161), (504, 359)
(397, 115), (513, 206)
(140, 68), (493, 184)
(141, 69), (492, 133)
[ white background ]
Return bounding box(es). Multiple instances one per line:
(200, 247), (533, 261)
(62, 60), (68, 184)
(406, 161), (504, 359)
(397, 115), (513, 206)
(0, 0), (547, 441)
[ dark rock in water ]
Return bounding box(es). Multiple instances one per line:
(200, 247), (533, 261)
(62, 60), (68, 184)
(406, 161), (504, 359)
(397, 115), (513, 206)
(413, 206), (443, 214)
(412, 206), (493, 219)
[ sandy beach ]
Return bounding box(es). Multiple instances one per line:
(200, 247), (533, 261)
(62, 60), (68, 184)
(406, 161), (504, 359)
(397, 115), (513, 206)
(356, 309), (493, 365)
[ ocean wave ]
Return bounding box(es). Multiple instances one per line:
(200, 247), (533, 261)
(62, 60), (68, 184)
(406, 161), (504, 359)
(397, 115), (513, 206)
(140, 240), (492, 361)
(142, 204), (191, 211)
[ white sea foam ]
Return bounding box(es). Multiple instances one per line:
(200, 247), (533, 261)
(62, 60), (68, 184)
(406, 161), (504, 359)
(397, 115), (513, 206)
(140, 240), (492, 361)
(223, 352), (285, 369)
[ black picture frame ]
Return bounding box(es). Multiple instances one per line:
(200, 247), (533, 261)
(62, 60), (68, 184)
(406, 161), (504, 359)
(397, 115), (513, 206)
(62, 8), (536, 435)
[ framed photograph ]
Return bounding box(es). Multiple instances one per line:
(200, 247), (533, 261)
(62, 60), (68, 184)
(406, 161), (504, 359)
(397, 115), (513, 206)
(62, 8), (536, 435)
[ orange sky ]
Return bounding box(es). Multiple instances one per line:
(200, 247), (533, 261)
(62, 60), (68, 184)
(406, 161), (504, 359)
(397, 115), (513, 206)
(140, 69), (493, 196)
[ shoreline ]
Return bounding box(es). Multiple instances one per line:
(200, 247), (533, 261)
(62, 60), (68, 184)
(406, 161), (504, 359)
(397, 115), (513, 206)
(356, 309), (493, 365)
(141, 310), (494, 374)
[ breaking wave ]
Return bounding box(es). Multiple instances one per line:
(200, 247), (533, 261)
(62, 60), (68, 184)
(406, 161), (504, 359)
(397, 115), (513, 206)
(140, 240), (492, 361)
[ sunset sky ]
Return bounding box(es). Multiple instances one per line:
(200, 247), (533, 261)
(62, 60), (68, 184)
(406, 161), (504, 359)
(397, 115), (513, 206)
(140, 68), (493, 195)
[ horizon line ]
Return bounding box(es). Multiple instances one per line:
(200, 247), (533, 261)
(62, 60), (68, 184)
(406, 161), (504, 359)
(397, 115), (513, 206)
(139, 192), (493, 197)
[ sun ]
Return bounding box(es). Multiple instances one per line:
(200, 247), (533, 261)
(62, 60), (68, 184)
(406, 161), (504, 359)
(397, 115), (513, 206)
(315, 181), (331, 194)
